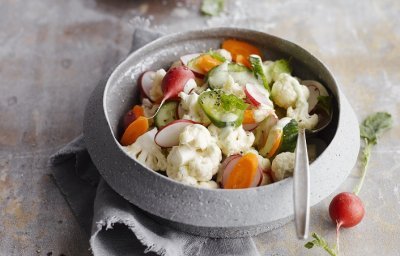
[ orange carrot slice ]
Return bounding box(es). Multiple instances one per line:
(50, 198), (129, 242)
(236, 54), (251, 68)
(120, 116), (149, 146)
(132, 105), (145, 118)
(266, 130), (282, 158)
(224, 153), (259, 189)
(222, 39), (262, 65)
(243, 110), (256, 124)
(196, 54), (222, 73)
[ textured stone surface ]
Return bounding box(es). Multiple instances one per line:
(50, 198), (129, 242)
(1, 0), (399, 255)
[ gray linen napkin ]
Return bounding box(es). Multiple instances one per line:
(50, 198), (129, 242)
(50, 28), (260, 256)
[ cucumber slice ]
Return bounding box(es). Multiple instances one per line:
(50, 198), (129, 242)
(250, 55), (270, 91)
(198, 90), (247, 127)
(207, 62), (259, 89)
(154, 101), (179, 128)
(277, 119), (298, 154)
(259, 117), (298, 158)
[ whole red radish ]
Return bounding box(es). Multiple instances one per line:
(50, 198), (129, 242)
(329, 192), (365, 228)
(148, 66), (195, 119)
(161, 66), (195, 100)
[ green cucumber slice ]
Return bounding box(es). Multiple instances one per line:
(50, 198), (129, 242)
(207, 62), (259, 89)
(259, 117), (298, 158)
(250, 55), (270, 91)
(277, 118), (298, 154)
(154, 101), (179, 128)
(198, 90), (247, 127)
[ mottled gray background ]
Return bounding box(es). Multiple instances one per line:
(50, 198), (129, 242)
(0, 0), (399, 255)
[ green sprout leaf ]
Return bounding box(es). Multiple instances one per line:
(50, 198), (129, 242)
(304, 233), (337, 256)
(360, 112), (392, 145)
(354, 112), (392, 195)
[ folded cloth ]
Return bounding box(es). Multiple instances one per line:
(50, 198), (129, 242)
(50, 28), (260, 256)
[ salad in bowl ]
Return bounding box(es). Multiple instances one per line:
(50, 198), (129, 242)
(119, 39), (332, 190)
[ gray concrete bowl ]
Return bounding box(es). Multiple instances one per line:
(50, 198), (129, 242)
(84, 28), (360, 238)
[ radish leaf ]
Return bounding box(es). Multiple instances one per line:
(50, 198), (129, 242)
(304, 232), (337, 256)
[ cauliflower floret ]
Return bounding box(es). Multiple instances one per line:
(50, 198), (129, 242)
(178, 92), (211, 125)
(215, 49), (232, 61)
(222, 75), (246, 99)
(271, 152), (295, 181)
(198, 180), (219, 189)
(124, 129), (167, 171)
(208, 124), (255, 156)
(252, 104), (274, 123)
(271, 73), (299, 109)
(272, 73), (318, 130)
(142, 98), (158, 116)
(166, 124), (222, 186)
(149, 69), (166, 101)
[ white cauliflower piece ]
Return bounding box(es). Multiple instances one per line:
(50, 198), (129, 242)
(208, 124), (255, 156)
(123, 128), (167, 171)
(142, 98), (158, 117)
(271, 152), (295, 181)
(178, 92), (211, 125)
(198, 180), (219, 189)
(215, 49), (232, 61)
(252, 104), (274, 123)
(272, 74), (319, 130)
(166, 124), (222, 186)
(271, 73), (299, 109)
(222, 75), (246, 99)
(149, 69), (166, 101)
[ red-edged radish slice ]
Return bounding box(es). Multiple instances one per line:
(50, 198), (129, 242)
(243, 123), (259, 131)
(258, 172), (272, 186)
(245, 83), (273, 107)
(154, 119), (197, 147)
(180, 53), (201, 66)
(221, 155), (241, 186)
(139, 71), (156, 101)
(221, 154), (262, 189)
(301, 80), (329, 112)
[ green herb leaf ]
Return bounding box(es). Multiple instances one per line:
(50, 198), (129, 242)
(360, 112), (392, 145)
(304, 233), (337, 256)
(220, 91), (248, 111)
(277, 119), (298, 154)
(201, 0), (224, 16)
(354, 111), (392, 195)
(249, 54), (270, 91)
(206, 50), (226, 62)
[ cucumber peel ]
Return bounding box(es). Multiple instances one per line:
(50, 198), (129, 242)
(250, 55), (270, 92)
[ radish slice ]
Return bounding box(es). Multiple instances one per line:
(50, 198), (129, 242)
(154, 119), (197, 147)
(221, 154), (261, 188)
(221, 156), (241, 186)
(139, 71), (156, 101)
(180, 53), (201, 66)
(245, 83), (273, 107)
(301, 80), (329, 112)
(243, 123), (259, 131)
